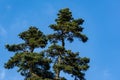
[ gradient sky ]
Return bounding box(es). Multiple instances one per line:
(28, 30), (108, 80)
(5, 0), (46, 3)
(0, 0), (120, 80)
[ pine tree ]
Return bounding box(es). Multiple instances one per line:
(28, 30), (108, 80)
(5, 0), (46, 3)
(5, 27), (54, 80)
(46, 8), (90, 80)
(5, 8), (90, 80)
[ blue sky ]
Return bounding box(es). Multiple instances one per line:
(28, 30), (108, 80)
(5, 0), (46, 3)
(0, 0), (120, 80)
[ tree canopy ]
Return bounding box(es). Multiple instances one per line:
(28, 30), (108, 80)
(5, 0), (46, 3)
(5, 27), (54, 80)
(47, 8), (89, 80)
(5, 8), (90, 80)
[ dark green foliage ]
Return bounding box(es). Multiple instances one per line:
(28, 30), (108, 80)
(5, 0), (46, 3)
(46, 8), (90, 80)
(48, 8), (88, 44)
(6, 27), (47, 53)
(19, 27), (48, 52)
(5, 8), (89, 80)
(6, 43), (27, 52)
(5, 52), (53, 79)
(5, 27), (54, 80)
(46, 44), (89, 80)
(62, 51), (89, 80)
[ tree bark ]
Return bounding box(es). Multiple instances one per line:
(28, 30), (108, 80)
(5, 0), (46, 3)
(55, 56), (61, 80)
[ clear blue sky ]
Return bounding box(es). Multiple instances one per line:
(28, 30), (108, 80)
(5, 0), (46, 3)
(0, 0), (120, 80)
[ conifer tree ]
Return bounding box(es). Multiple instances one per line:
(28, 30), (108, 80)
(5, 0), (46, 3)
(46, 8), (90, 80)
(5, 8), (90, 80)
(5, 27), (54, 80)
